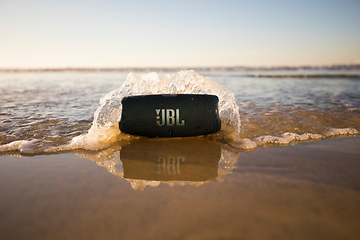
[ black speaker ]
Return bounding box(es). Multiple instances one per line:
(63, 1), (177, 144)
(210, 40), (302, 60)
(119, 94), (221, 137)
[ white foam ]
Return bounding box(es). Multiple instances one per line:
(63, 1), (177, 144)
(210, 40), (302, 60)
(227, 132), (328, 150)
(234, 129), (358, 150)
(324, 128), (358, 137)
(255, 132), (324, 146)
(0, 139), (41, 154)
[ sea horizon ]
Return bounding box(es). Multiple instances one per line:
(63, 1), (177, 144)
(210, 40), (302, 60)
(1, 63), (360, 73)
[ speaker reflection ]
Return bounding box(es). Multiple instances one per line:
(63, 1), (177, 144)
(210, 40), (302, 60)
(77, 138), (239, 190)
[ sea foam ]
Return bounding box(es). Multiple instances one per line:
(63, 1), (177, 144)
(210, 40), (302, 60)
(0, 139), (42, 154)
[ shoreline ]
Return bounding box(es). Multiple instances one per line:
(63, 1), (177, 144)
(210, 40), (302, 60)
(1, 136), (359, 239)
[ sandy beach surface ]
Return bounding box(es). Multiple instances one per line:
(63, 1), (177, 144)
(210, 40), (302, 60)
(1, 136), (359, 240)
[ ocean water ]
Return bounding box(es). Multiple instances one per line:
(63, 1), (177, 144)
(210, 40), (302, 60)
(1, 70), (359, 151)
(1, 70), (360, 240)
(0, 70), (359, 188)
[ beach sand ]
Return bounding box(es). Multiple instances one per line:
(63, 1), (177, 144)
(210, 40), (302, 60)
(1, 136), (360, 240)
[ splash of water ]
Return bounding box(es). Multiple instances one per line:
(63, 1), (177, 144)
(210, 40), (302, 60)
(49, 70), (241, 151)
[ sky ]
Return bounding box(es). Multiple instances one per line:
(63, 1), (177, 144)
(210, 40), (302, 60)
(0, 0), (359, 68)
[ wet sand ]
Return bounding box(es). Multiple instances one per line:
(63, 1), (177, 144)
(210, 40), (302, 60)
(1, 136), (360, 240)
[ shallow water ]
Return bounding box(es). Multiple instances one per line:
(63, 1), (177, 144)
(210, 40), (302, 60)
(1, 71), (360, 239)
(0, 70), (359, 154)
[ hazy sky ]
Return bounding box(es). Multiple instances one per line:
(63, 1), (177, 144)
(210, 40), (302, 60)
(1, 0), (359, 68)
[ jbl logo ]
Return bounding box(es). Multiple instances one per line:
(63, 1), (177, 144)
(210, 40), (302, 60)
(120, 94), (220, 137)
(156, 109), (185, 126)
(157, 156), (185, 175)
